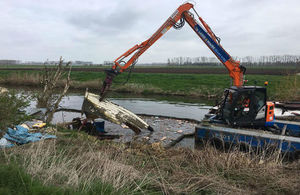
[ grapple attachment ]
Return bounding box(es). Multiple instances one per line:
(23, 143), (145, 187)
(99, 69), (118, 101)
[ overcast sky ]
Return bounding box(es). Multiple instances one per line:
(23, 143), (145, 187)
(1, 0), (299, 63)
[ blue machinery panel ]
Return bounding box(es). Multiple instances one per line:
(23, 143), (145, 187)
(195, 123), (300, 153)
(193, 24), (230, 63)
(266, 120), (300, 137)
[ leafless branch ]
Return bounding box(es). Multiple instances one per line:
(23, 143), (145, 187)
(37, 57), (72, 123)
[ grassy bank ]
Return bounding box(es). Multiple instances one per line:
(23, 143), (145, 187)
(1, 130), (300, 194)
(0, 70), (299, 100)
(1, 88), (300, 194)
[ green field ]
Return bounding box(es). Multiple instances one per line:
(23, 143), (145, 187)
(0, 70), (299, 100)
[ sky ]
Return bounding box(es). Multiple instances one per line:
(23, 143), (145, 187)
(1, 0), (300, 64)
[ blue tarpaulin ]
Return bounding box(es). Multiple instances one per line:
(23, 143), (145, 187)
(1, 125), (56, 148)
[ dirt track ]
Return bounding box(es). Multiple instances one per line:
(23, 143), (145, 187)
(0, 67), (298, 75)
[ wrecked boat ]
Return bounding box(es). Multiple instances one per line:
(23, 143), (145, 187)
(82, 91), (153, 134)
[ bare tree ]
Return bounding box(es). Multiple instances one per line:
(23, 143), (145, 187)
(37, 57), (72, 123)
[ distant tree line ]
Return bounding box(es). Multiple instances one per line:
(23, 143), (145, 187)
(167, 55), (300, 66)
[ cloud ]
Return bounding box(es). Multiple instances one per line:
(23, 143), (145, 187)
(67, 4), (142, 36)
(0, 0), (300, 63)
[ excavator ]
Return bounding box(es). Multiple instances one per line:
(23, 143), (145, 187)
(99, 2), (275, 128)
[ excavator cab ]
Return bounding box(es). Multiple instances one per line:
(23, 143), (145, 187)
(220, 86), (274, 127)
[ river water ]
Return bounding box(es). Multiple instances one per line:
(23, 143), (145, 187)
(50, 92), (212, 124)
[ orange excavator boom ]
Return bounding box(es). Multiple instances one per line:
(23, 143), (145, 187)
(99, 2), (245, 100)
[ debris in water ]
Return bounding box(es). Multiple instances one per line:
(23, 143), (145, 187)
(177, 130), (183, 133)
(160, 136), (167, 141)
(121, 124), (129, 129)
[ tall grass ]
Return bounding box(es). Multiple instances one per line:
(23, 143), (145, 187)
(0, 163), (70, 194)
(2, 134), (299, 194)
(0, 72), (42, 86)
(4, 140), (146, 194)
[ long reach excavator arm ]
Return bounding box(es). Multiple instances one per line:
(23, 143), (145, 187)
(99, 2), (246, 100)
